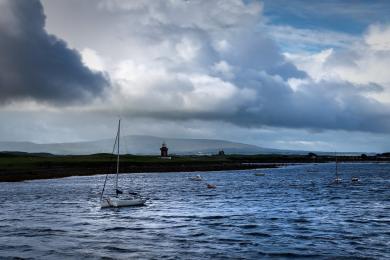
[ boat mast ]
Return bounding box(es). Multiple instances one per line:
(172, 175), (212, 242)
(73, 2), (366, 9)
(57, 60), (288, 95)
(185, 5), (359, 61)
(335, 152), (338, 178)
(115, 119), (121, 192)
(100, 120), (120, 201)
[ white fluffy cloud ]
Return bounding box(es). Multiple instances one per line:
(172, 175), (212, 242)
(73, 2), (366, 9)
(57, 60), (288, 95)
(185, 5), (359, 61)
(365, 24), (390, 51)
(286, 24), (390, 103)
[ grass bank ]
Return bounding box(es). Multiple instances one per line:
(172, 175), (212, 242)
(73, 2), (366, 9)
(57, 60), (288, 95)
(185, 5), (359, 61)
(0, 152), (386, 182)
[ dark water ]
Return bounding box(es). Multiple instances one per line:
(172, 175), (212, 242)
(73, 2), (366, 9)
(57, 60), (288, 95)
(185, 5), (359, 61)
(0, 163), (389, 259)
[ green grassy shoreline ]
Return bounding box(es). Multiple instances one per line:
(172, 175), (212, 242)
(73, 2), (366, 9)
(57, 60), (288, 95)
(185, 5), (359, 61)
(0, 152), (388, 182)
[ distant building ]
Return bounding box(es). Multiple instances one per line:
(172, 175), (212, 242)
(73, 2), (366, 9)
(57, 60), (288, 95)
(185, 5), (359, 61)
(307, 152), (318, 159)
(218, 150), (225, 156)
(160, 142), (169, 157)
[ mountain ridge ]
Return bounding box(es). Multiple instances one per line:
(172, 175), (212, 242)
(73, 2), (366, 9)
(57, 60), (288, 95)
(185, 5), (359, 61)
(0, 135), (290, 155)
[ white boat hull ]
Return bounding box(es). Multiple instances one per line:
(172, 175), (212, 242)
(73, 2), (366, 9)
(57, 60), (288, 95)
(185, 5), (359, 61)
(331, 177), (342, 184)
(190, 177), (202, 181)
(101, 197), (146, 208)
(189, 175), (203, 181)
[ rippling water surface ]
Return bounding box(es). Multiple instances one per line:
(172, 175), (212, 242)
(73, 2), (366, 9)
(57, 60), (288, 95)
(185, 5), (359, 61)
(1, 163), (390, 259)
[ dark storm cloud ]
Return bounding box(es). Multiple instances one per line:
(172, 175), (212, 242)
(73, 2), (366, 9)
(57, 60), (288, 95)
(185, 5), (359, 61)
(113, 73), (390, 134)
(231, 80), (390, 133)
(0, 0), (108, 104)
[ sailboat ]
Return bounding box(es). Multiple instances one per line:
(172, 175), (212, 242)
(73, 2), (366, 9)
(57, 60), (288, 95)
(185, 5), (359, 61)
(331, 153), (342, 184)
(100, 119), (147, 208)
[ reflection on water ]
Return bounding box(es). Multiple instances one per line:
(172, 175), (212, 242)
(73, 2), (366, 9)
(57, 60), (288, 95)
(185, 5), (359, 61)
(0, 163), (389, 259)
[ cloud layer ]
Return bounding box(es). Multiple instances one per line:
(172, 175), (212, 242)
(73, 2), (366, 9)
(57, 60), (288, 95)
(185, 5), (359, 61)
(0, 0), (108, 104)
(73, 0), (389, 133)
(1, 0), (390, 152)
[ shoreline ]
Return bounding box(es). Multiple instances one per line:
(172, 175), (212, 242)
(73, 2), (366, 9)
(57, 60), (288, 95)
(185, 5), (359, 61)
(1, 152), (389, 182)
(0, 163), (280, 182)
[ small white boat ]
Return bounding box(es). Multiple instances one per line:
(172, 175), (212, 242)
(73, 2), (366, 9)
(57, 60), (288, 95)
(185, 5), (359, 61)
(100, 119), (147, 208)
(190, 175), (203, 181)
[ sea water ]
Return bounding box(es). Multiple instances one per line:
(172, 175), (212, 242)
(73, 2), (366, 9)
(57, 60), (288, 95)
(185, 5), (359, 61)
(0, 163), (389, 259)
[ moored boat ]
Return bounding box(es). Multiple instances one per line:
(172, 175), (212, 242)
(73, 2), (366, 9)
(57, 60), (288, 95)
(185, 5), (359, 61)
(351, 177), (360, 183)
(207, 183), (216, 189)
(254, 172), (265, 176)
(100, 119), (147, 208)
(190, 175), (203, 181)
(330, 153), (342, 185)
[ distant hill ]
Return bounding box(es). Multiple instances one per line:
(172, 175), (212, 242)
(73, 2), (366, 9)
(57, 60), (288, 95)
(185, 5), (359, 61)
(0, 135), (292, 155)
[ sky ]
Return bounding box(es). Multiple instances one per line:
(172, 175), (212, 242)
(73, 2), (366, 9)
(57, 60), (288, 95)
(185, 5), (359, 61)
(1, 0), (390, 153)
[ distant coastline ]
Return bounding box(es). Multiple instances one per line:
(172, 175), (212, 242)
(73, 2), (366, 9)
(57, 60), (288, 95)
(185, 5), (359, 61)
(1, 152), (389, 182)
